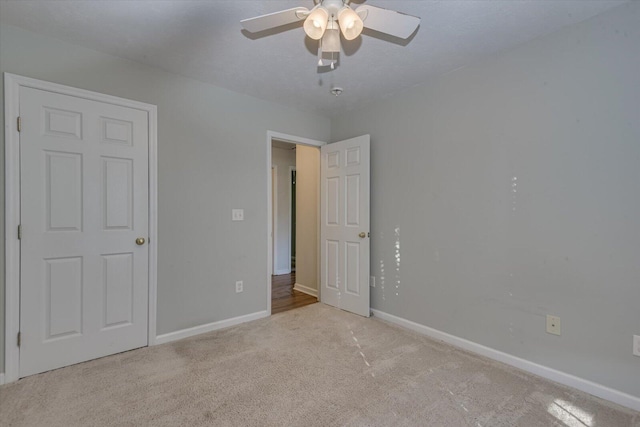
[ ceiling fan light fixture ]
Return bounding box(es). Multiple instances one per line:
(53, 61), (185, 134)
(241, 1), (421, 69)
(303, 6), (329, 40)
(322, 21), (341, 53)
(338, 6), (363, 40)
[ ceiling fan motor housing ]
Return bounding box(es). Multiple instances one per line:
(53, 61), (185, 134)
(321, 0), (347, 19)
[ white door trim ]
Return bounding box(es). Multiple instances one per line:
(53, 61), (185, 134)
(3, 73), (158, 383)
(266, 131), (325, 315)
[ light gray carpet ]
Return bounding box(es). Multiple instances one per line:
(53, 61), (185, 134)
(1, 303), (638, 426)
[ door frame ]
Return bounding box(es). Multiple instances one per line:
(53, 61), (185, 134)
(3, 73), (159, 383)
(266, 131), (324, 315)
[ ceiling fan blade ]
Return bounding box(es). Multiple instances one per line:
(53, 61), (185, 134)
(355, 5), (420, 39)
(241, 7), (309, 33)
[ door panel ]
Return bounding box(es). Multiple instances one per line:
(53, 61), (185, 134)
(44, 256), (83, 340)
(20, 87), (149, 377)
(45, 151), (83, 231)
(326, 177), (340, 225)
(345, 242), (360, 295)
(345, 175), (360, 226)
(102, 253), (134, 329)
(103, 157), (133, 230)
(320, 135), (370, 317)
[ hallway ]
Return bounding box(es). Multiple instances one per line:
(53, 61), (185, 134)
(271, 272), (317, 314)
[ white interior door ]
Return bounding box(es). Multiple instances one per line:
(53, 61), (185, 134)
(320, 135), (370, 317)
(19, 86), (149, 377)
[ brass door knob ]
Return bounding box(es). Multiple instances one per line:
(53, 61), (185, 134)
(136, 237), (146, 246)
(359, 232), (366, 238)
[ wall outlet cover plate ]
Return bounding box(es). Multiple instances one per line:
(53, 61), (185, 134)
(546, 315), (561, 336)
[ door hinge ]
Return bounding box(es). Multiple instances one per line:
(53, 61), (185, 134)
(17, 332), (21, 347)
(18, 224), (22, 240)
(17, 116), (22, 132)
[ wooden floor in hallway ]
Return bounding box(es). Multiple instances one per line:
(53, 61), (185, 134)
(272, 272), (317, 314)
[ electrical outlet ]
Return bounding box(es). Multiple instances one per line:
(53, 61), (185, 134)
(232, 209), (244, 221)
(633, 335), (640, 357)
(546, 315), (561, 336)
(370, 276), (375, 288)
(235, 280), (243, 293)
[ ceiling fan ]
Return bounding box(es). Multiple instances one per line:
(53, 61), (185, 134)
(241, 0), (420, 69)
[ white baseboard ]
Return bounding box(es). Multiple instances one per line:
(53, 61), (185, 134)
(293, 283), (318, 298)
(371, 309), (640, 412)
(0, 373), (5, 385)
(155, 310), (269, 345)
(274, 269), (291, 275)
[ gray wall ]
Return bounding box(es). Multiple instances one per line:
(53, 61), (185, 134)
(0, 24), (331, 373)
(331, 2), (640, 398)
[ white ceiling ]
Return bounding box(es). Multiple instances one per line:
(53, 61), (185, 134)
(0, 0), (626, 117)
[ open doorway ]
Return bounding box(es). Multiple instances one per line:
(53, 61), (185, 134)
(290, 167), (296, 272)
(271, 140), (294, 276)
(270, 140), (317, 314)
(268, 132), (371, 317)
(268, 132), (324, 315)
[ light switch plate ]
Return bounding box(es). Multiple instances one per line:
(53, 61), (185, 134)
(232, 209), (244, 221)
(633, 335), (640, 357)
